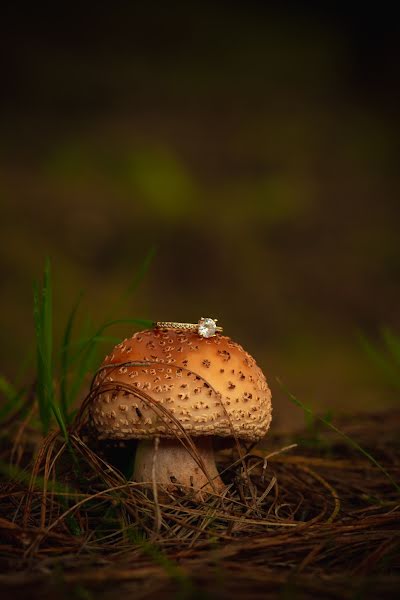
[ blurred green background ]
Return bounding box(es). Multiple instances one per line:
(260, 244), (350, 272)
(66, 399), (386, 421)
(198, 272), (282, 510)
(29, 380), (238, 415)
(1, 4), (399, 430)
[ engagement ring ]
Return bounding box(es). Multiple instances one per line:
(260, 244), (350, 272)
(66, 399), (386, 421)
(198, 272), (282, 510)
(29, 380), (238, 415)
(154, 317), (223, 338)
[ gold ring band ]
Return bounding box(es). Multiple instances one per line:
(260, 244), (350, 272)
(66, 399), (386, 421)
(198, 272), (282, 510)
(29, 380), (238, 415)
(154, 317), (223, 338)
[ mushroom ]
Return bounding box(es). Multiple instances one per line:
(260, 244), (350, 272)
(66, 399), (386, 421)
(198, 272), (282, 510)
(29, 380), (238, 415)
(90, 328), (272, 497)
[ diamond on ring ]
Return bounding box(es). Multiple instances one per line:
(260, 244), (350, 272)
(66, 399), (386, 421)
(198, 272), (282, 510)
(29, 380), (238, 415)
(198, 317), (218, 338)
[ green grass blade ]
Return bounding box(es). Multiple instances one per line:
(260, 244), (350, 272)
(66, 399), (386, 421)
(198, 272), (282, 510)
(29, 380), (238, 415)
(0, 390), (28, 421)
(43, 258), (53, 373)
(0, 349), (35, 423)
(382, 327), (400, 366)
(278, 378), (400, 493)
(33, 259), (54, 433)
(60, 291), (83, 421)
(107, 245), (157, 319)
(51, 403), (69, 441)
(136, 540), (194, 598)
(61, 248), (156, 409)
(358, 331), (400, 389)
(96, 318), (154, 334)
(68, 341), (99, 406)
(62, 336), (122, 357)
(67, 319), (153, 406)
(33, 281), (49, 432)
(0, 376), (26, 421)
(0, 459), (72, 495)
(0, 375), (17, 400)
(126, 245), (157, 294)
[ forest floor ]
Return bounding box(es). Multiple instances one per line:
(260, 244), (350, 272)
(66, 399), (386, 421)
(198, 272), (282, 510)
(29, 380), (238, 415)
(0, 409), (399, 599)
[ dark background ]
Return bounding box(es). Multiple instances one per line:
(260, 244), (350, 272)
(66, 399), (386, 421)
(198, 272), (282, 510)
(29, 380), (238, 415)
(1, 4), (399, 430)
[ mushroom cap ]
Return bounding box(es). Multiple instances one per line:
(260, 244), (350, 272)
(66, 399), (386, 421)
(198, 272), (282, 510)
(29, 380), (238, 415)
(90, 329), (272, 442)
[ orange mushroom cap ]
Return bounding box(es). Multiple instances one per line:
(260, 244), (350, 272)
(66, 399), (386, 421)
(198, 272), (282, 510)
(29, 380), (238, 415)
(90, 329), (272, 442)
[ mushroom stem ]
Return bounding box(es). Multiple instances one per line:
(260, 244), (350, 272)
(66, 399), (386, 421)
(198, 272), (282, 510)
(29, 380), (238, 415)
(134, 437), (225, 498)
